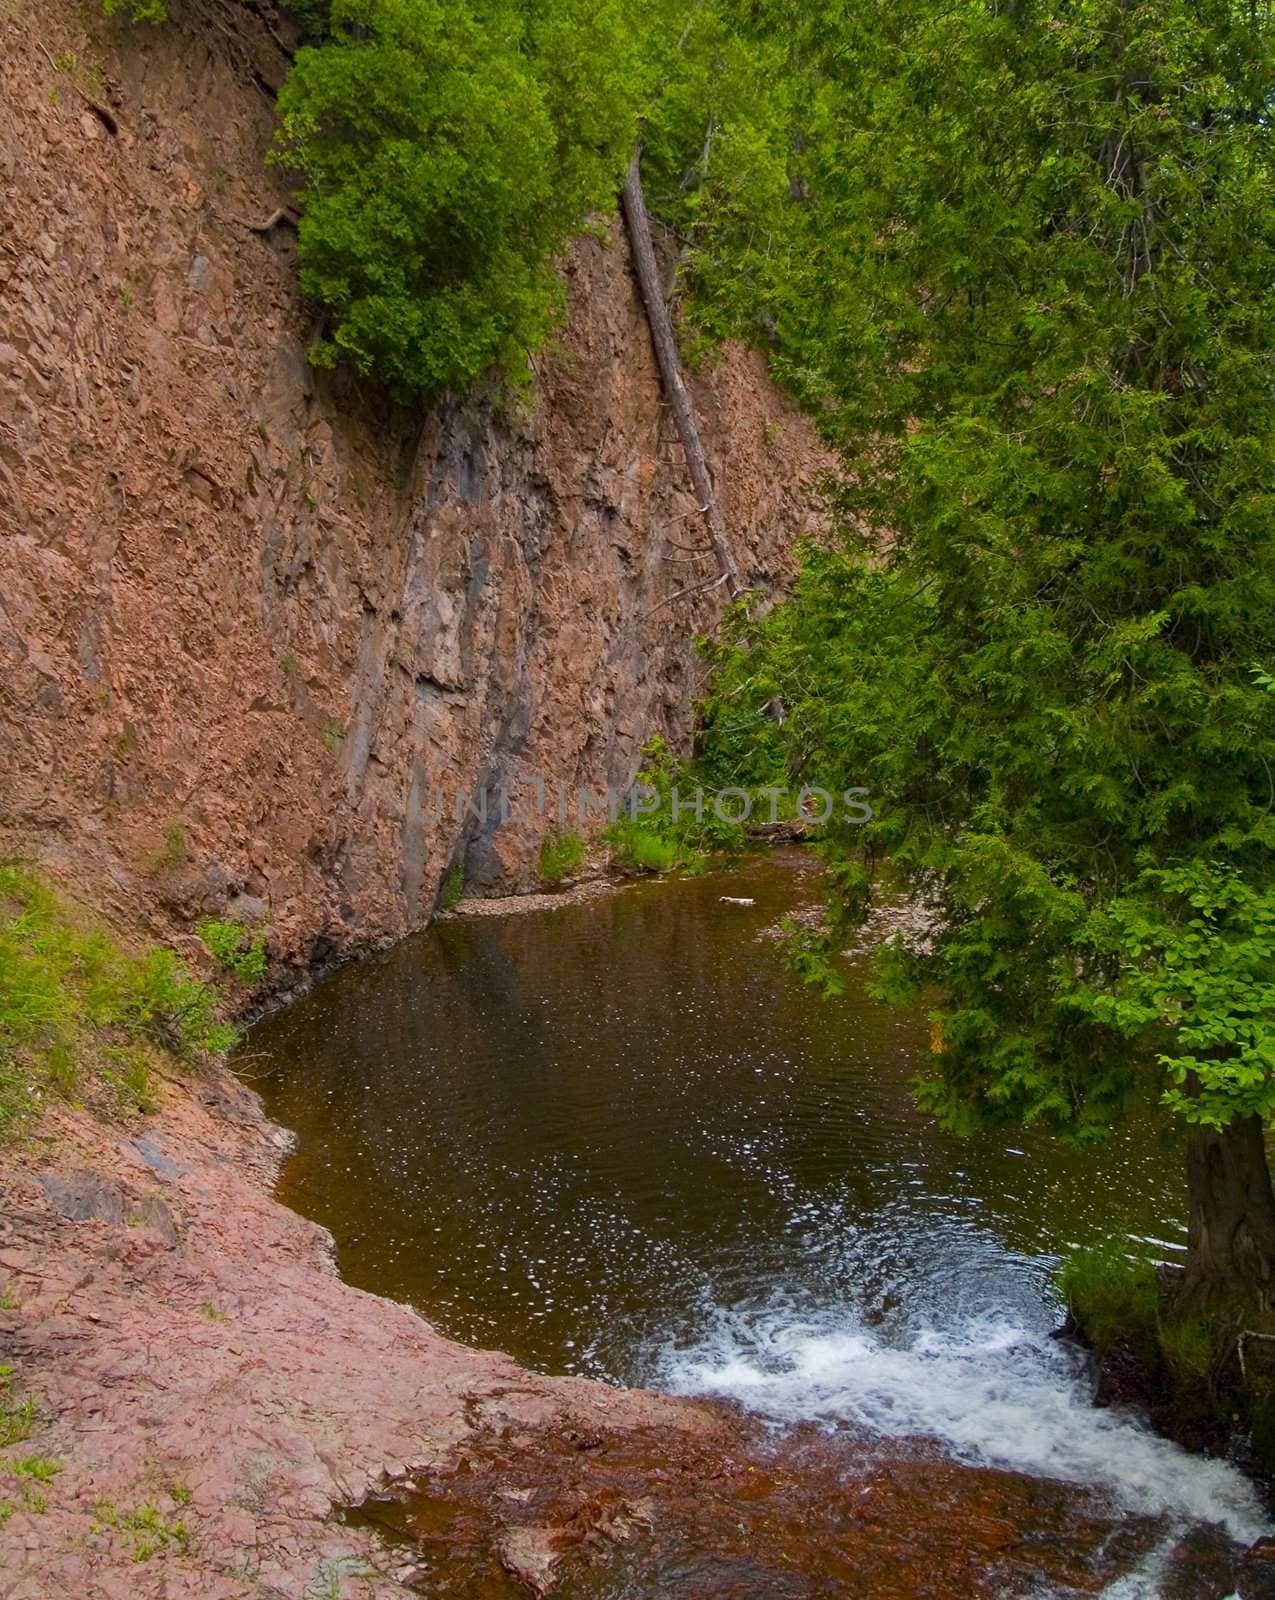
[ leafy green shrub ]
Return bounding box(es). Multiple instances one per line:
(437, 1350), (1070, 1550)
(272, 0), (645, 396)
(600, 819), (680, 874)
(1057, 1245), (1159, 1360)
(197, 918), (268, 986)
(115, 949), (237, 1060)
(602, 737), (745, 874)
(283, 0), (332, 38)
(538, 831), (585, 885)
(0, 865), (238, 1138)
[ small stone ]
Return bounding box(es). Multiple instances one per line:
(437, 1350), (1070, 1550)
(227, 893), (267, 925)
(132, 1135), (192, 1181)
(40, 1170), (126, 1226)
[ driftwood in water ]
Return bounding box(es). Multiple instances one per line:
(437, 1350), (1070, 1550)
(620, 153), (743, 607)
(746, 819), (810, 845)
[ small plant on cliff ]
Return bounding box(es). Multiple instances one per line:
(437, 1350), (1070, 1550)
(311, 1555), (373, 1596)
(440, 861), (465, 912)
(102, 1047), (157, 1116)
(101, 0), (168, 21)
(0, 1368), (38, 1447)
(197, 918), (268, 987)
(148, 821), (187, 875)
(538, 830), (585, 886)
(92, 1498), (189, 1563)
(0, 872), (72, 1133)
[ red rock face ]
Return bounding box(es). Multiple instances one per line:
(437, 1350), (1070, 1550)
(0, 1), (830, 977)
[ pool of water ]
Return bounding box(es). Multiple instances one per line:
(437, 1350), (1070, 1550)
(242, 853), (1267, 1552)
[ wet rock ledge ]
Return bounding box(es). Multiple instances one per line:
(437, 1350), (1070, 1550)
(0, 1064), (730, 1599)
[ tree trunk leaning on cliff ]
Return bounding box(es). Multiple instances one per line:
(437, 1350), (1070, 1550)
(619, 152), (744, 608)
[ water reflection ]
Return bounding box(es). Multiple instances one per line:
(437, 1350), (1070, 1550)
(245, 854), (1186, 1378)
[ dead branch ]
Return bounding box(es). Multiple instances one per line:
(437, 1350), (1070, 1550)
(645, 569), (731, 619)
(221, 206), (299, 233)
(662, 537), (715, 554)
(620, 152), (744, 609)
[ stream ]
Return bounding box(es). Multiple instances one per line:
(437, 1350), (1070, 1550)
(242, 853), (1271, 1594)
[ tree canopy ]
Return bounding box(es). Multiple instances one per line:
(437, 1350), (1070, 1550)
(695, 0), (1275, 1242)
(272, 0), (649, 395)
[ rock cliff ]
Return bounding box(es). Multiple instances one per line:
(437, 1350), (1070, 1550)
(0, 0), (829, 975)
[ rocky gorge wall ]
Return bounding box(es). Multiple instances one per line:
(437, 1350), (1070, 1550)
(0, 0), (829, 975)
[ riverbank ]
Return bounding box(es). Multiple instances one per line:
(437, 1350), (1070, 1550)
(8, 1057), (1266, 1598)
(0, 1059), (737, 1598)
(443, 872), (627, 921)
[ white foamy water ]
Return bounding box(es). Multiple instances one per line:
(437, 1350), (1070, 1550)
(658, 1303), (1268, 1545)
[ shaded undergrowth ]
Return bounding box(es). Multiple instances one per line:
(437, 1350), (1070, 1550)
(601, 737), (746, 877)
(1055, 1243), (1262, 1466)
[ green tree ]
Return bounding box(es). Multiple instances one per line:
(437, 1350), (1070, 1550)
(272, 0), (648, 396)
(699, 0), (1275, 1320)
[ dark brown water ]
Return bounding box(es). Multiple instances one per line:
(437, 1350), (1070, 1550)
(242, 854), (1267, 1561)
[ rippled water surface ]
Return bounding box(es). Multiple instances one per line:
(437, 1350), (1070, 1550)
(244, 854), (1268, 1559)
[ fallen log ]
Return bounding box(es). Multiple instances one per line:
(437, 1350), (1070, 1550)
(620, 151), (744, 607)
